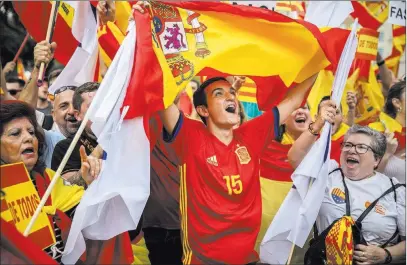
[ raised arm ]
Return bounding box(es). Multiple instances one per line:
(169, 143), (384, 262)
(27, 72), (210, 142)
(376, 53), (394, 98)
(288, 99), (336, 169)
(18, 41), (56, 107)
(277, 74), (318, 125)
(344, 91), (356, 126)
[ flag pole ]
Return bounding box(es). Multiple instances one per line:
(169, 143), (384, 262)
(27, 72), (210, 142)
(37, 0), (60, 87)
(13, 33), (29, 63)
(24, 105), (94, 236)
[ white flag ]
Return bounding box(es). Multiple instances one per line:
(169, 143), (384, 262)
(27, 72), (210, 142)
(305, 1), (354, 28)
(62, 22), (150, 264)
(260, 19), (359, 265)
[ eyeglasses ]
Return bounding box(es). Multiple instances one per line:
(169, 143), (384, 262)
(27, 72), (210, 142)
(341, 142), (375, 155)
(8, 89), (22, 96)
(54, 85), (77, 95)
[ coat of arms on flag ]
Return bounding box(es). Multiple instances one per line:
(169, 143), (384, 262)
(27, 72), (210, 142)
(150, 1), (211, 85)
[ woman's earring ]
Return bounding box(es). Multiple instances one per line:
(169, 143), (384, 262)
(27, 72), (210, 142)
(397, 107), (402, 113)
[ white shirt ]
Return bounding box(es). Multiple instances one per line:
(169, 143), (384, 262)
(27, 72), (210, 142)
(317, 160), (406, 246)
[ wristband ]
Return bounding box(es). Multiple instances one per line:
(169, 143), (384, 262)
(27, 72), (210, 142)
(308, 122), (320, 136)
(383, 248), (392, 264)
(377, 60), (385, 67)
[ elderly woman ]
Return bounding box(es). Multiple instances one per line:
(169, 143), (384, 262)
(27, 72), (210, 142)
(0, 101), (99, 263)
(289, 99), (406, 265)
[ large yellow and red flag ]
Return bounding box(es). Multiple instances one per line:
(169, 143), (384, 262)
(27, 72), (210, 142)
(122, 1), (344, 119)
(385, 25), (406, 76)
(13, 1), (79, 65)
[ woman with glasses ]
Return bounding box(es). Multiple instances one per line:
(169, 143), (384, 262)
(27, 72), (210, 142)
(288, 99), (406, 265)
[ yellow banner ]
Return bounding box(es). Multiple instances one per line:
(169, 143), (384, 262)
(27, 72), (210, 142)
(356, 28), (379, 61)
(0, 163), (56, 250)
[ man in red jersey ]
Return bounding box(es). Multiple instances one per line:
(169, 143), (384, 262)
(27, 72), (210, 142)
(158, 73), (317, 264)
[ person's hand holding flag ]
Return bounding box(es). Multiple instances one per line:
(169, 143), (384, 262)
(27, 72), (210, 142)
(33, 40), (57, 69)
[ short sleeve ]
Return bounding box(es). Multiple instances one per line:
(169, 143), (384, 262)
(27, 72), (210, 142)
(163, 112), (204, 161)
(235, 107), (280, 155)
(42, 130), (65, 168)
(395, 182), (406, 236)
(51, 140), (82, 174)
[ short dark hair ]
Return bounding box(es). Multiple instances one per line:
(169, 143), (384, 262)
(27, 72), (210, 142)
(193, 77), (228, 124)
(72, 82), (99, 112)
(0, 100), (45, 173)
(384, 79), (406, 118)
(47, 68), (63, 83)
(5, 76), (25, 88)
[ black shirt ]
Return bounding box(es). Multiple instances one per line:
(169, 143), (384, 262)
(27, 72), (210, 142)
(51, 131), (98, 174)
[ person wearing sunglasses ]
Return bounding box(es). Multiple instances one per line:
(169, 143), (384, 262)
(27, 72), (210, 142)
(288, 99), (406, 265)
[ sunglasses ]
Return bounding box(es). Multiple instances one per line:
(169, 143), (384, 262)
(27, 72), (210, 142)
(54, 85), (77, 95)
(8, 89), (22, 96)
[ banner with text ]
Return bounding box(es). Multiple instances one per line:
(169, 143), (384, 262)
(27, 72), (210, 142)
(388, 1), (406, 26)
(0, 163), (56, 250)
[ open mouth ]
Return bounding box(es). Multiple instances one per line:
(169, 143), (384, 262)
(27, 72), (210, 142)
(295, 117), (306, 124)
(346, 157), (359, 166)
(66, 116), (77, 123)
(225, 103), (237, 114)
(21, 147), (34, 155)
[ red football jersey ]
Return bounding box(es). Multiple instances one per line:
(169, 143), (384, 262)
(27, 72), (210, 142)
(165, 109), (279, 264)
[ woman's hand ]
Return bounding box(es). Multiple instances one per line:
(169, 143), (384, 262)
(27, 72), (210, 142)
(384, 129), (399, 156)
(97, 0), (116, 25)
(354, 244), (387, 264)
(80, 145), (103, 185)
(312, 99), (337, 133)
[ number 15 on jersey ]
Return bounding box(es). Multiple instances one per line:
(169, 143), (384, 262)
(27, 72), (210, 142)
(223, 175), (243, 195)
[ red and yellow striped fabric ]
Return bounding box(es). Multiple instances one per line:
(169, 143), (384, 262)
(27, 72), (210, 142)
(385, 25), (406, 76)
(325, 216), (355, 265)
(13, 1), (78, 65)
(351, 1), (389, 31)
(123, 1), (340, 119)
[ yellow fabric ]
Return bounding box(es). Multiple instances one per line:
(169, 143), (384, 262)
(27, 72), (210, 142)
(325, 216), (355, 265)
(149, 2), (331, 110)
(369, 112), (402, 133)
(332, 123), (350, 141)
(115, 1), (132, 35)
(281, 132), (295, 145)
(131, 237), (151, 265)
(353, 66), (384, 124)
(255, 178), (292, 252)
(57, 1), (75, 28)
(43, 168), (84, 215)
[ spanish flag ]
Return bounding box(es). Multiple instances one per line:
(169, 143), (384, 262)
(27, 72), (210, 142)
(1, 218), (57, 264)
(13, 1), (79, 65)
(350, 1), (388, 30)
(123, 1), (337, 119)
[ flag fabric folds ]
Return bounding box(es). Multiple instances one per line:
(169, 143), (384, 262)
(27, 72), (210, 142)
(13, 1), (79, 65)
(260, 20), (359, 264)
(350, 1), (389, 31)
(62, 22), (147, 265)
(123, 1), (335, 119)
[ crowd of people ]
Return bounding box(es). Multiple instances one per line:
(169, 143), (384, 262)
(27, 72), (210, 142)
(0, 1), (406, 265)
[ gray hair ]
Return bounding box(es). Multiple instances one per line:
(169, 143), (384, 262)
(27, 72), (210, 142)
(344, 125), (387, 159)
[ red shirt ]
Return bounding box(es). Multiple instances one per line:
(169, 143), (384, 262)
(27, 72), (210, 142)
(165, 109), (279, 264)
